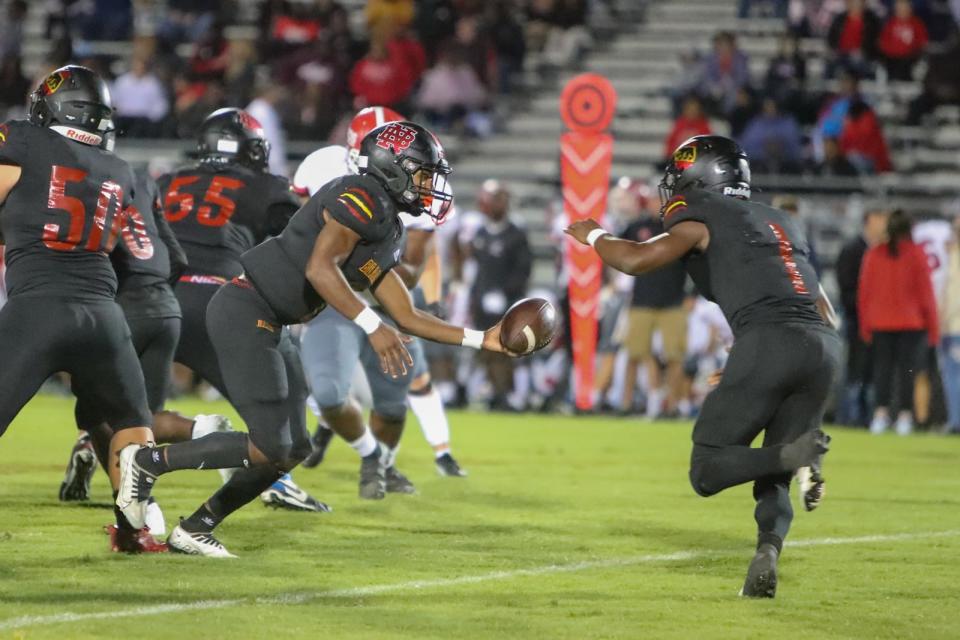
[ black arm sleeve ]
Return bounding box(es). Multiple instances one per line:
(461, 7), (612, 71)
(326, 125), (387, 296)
(155, 195), (188, 283)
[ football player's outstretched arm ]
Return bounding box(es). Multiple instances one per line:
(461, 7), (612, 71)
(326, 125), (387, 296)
(565, 218), (707, 275)
(305, 211), (413, 377)
(373, 270), (513, 354)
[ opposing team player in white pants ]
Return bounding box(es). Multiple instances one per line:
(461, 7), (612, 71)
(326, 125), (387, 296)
(291, 107), (466, 502)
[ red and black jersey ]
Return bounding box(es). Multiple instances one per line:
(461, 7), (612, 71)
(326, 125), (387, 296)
(112, 169), (186, 320)
(663, 188), (823, 335)
(241, 174), (406, 324)
(157, 162), (299, 279)
(0, 119), (138, 302)
(112, 169), (187, 288)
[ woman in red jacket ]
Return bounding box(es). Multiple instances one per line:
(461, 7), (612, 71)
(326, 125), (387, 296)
(858, 209), (939, 435)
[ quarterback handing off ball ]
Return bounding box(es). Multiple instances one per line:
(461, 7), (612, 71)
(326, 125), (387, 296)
(499, 298), (558, 355)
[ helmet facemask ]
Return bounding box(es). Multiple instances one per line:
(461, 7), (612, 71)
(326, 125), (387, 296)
(658, 167), (682, 220)
(401, 156), (453, 224)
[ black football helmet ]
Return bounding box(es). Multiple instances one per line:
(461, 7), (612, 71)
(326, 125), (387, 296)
(196, 108), (270, 171)
(357, 121), (453, 223)
(659, 135), (751, 218)
(28, 65), (115, 149)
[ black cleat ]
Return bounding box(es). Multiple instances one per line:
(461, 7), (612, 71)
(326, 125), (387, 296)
(435, 453), (468, 477)
(385, 466), (417, 494)
(59, 433), (98, 501)
(301, 426), (335, 469)
(740, 543), (779, 598)
(358, 449), (387, 500)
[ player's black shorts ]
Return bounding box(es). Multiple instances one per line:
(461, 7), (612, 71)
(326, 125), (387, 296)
(692, 322), (841, 450)
(0, 296), (152, 436)
(75, 315), (180, 429)
(174, 276), (228, 397)
(206, 278), (310, 464)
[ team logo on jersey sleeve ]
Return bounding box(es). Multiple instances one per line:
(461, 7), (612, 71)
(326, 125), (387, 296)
(0, 124), (7, 146)
(43, 70), (70, 95)
(359, 258), (382, 283)
(375, 123), (417, 153)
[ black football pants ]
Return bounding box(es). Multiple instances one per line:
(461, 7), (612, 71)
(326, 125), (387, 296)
(174, 280), (229, 398)
(75, 315), (180, 430)
(687, 323), (841, 548)
(0, 296), (152, 437)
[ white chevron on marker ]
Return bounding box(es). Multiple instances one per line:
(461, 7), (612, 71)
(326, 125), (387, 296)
(562, 187), (604, 216)
(560, 139), (612, 174)
(568, 263), (601, 288)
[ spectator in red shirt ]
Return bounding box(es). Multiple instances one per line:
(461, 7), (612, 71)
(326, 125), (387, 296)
(827, 0), (881, 77)
(188, 22), (229, 82)
(858, 209), (939, 435)
(878, 0), (929, 81)
(840, 100), (893, 173)
(348, 28), (415, 111)
(663, 96), (712, 162)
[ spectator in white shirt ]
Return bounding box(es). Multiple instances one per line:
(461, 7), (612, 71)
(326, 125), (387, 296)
(247, 83), (289, 177)
(111, 55), (169, 137)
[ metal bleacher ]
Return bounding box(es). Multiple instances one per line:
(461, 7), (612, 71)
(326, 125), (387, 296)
(18, 0), (960, 289)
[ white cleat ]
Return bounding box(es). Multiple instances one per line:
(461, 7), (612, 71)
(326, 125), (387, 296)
(869, 414), (890, 435)
(260, 474), (332, 512)
(795, 466), (825, 512)
(116, 444), (155, 529)
(144, 498), (166, 537)
(895, 415), (914, 436)
(192, 414), (237, 483)
(167, 524), (237, 558)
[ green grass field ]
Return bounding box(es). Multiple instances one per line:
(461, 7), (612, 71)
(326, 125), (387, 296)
(1, 395), (959, 639)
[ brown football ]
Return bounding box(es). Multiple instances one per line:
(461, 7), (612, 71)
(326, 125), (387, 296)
(499, 298), (558, 355)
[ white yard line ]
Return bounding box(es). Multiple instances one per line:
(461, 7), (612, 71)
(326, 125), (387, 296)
(2, 529), (957, 631)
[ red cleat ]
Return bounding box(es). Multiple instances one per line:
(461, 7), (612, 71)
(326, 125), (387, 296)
(105, 524), (169, 553)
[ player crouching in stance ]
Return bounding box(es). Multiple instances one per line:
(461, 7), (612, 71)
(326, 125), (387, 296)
(117, 121), (517, 556)
(566, 136), (840, 598)
(0, 66), (161, 552)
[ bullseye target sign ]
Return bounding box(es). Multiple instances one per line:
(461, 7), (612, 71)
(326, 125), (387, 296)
(559, 74), (617, 411)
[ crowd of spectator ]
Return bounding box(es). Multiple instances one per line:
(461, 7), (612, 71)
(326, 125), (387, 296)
(0, 0), (593, 153)
(666, 0), (960, 178)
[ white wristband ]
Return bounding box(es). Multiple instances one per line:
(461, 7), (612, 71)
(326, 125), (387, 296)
(586, 228), (610, 247)
(353, 307), (382, 335)
(461, 328), (484, 350)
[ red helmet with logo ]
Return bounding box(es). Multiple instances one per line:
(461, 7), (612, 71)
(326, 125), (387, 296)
(346, 106), (404, 174)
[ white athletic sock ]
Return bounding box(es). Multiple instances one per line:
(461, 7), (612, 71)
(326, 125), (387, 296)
(384, 443), (399, 468)
(348, 427), (378, 458)
(645, 388), (664, 418)
(306, 395), (322, 420)
(408, 387), (451, 456)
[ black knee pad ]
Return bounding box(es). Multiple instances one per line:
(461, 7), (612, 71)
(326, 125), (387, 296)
(689, 445), (720, 497)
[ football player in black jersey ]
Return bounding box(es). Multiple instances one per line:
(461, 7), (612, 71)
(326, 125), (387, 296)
(58, 166), (241, 544)
(566, 135), (841, 598)
(0, 66), (161, 551)
(117, 121), (519, 556)
(159, 108), (327, 513)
